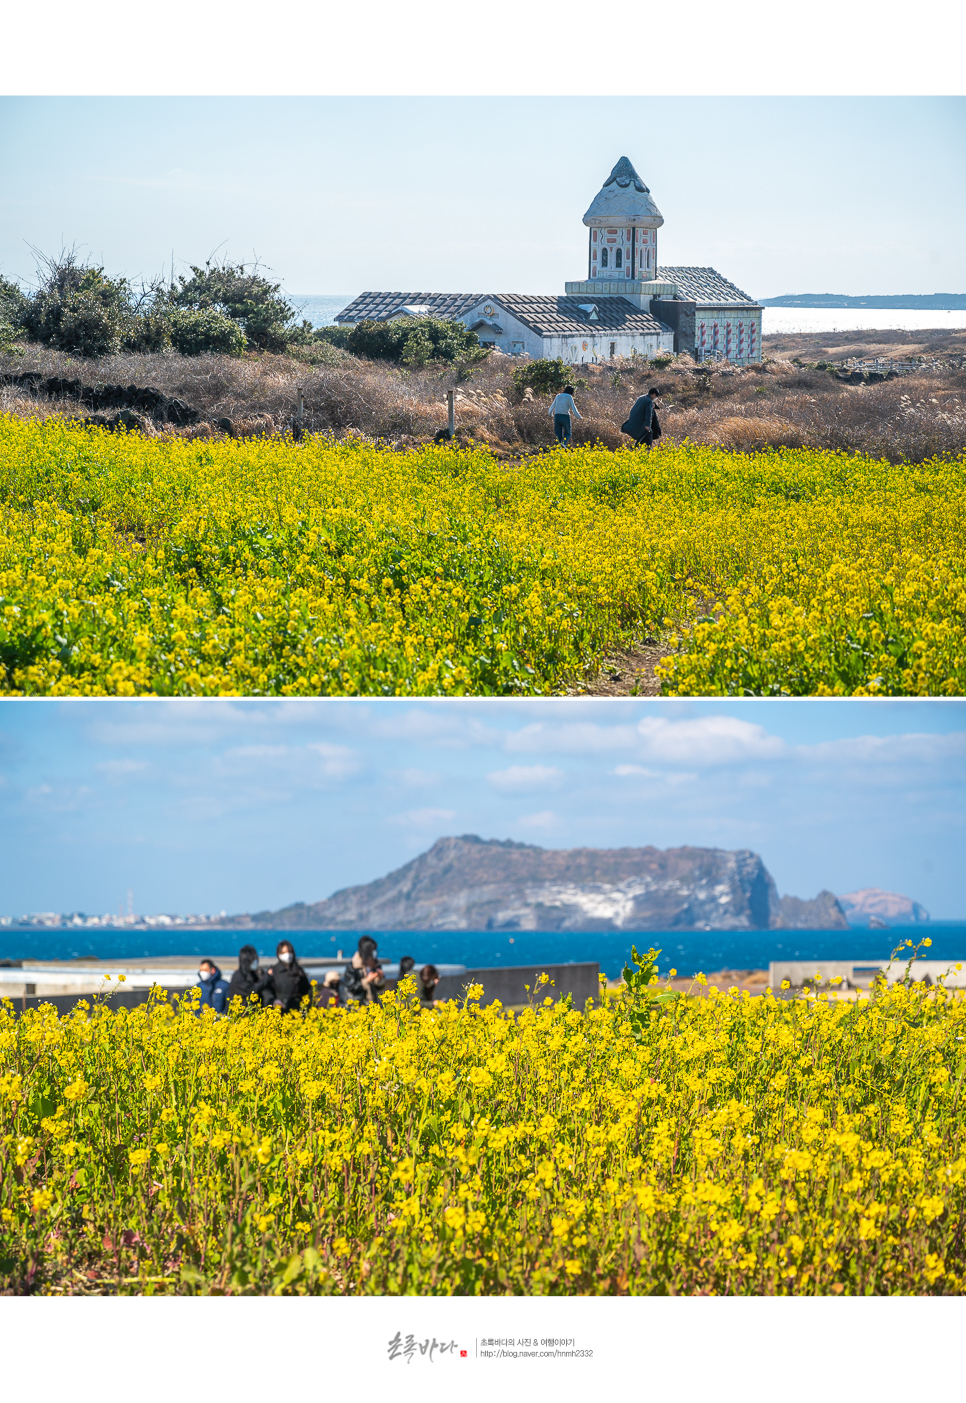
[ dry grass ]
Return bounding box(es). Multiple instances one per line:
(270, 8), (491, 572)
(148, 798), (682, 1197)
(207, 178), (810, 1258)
(2, 330), (965, 463)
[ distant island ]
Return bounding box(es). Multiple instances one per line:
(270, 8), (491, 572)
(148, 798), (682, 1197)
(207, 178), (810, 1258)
(3, 844), (935, 936)
(760, 293), (966, 310)
(222, 835), (849, 934)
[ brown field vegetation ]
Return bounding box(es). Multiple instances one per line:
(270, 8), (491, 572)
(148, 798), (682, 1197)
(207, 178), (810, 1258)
(2, 329), (964, 464)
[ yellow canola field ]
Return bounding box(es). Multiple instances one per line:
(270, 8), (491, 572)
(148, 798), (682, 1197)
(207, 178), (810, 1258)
(1, 978), (964, 1295)
(0, 414), (963, 696)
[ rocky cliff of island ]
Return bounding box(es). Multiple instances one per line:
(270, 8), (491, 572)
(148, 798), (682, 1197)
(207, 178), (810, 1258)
(225, 835), (848, 932)
(837, 888), (930, 925)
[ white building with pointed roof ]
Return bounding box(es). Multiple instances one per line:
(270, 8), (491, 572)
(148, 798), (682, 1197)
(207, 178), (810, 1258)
(337, 158), (762, 365)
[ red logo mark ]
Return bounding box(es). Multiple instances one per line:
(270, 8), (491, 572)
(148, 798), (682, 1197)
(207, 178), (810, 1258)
(460, 1350), (467, 1358)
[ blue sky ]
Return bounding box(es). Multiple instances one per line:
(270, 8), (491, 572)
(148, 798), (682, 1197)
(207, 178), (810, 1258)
(1, 698), (963, 921)
(1, 98), (963, 301)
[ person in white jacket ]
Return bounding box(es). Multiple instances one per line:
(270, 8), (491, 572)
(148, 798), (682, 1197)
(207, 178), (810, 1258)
(549, 385), (582, 446)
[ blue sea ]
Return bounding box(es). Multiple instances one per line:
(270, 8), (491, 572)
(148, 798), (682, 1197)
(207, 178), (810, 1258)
(4, 924), (963, 980)
(288, 295), (355, 328)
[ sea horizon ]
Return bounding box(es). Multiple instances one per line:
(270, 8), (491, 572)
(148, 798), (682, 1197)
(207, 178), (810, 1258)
(4, 923), (963, 979)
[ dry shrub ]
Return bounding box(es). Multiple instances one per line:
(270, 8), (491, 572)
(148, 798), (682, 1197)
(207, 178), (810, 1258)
(573, 418), (625, 449)
(232, 413), (276, 438)
(173, 422), (216, 440)
(710, 415), (801, 449)
(2, 338), (963, 463)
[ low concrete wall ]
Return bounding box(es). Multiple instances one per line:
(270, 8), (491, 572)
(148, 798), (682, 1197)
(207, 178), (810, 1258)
(769, 958), (966, 991)
(6, 962), (599, 1014)
(433, 962), (599, 1008)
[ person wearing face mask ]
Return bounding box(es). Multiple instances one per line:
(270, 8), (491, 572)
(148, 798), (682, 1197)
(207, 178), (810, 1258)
(194, 958), (230, 1014)
(227, 944), (266, 1007)
(254, 940), (312, 1013)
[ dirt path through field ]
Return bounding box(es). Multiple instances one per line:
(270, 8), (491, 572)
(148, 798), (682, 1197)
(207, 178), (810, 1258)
(562, 639), (674, 696)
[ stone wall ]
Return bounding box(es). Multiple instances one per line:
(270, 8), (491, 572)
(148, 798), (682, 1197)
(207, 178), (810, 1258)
(650, 299), (696, 356)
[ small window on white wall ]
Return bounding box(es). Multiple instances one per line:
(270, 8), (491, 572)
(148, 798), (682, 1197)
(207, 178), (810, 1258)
(601, 248), (608, 268)
(615, 249), (623, 269)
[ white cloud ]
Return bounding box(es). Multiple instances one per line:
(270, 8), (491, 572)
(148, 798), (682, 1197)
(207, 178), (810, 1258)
(24, 784), (92, 812)
(387, 807), (457, 828)
(370, 707), (499, 749)
(506, 722), (641, 755)
(614, 765), (660, 777)
(95, 759), (148, 775)
(635, 716), (787, 765)
(487, 765), (563, 792)
(228, 745), (289, 759)
(84, 699), (373, 748)
(397, 767), (442, 788)
(214, 741), (359, 781)
(307, 742), (359, 778)
(506, 714), (787, 767)
(798, 732), (966, 765)
(515, 810), (559, 830)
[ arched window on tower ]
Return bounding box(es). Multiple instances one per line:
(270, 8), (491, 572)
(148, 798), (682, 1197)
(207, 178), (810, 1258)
(615, 248), (623, 269)
(601, 248), (608, 268)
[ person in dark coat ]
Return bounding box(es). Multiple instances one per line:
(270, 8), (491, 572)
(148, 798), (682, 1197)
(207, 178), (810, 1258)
(194, 959), (230, 1014)
(226, 944), (266, 1007)
(254, 940), (312, 1013)
(621, 386), (662, 449)
(418, 964), (440, 1007)
(341, 935), (386, 1005)
(317, 970), (343, 1009)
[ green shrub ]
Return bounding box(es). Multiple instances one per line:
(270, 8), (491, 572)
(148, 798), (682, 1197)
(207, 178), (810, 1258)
(650, 354), (673, 369)
(313, 324), (353, 349)
(346, 316), (489, 368)
(22, 257), (131, 357)
(0, 276), (29, 336)
(511, 357), (573, 398)
(51, 294), (123, 357)
(124, 313), (172, 353)
(166, 260), (297, 353)
(0, 316), (21, 354)
(287, 339), (351, 367)
(167, 307), (246, 357)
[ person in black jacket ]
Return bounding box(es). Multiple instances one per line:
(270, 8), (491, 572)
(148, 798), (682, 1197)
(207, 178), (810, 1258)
(341, 935), (386, 1006)
(226, 944), (266, 1007)
(254, 940), (312, 1013)
(418, 964), (440, 1007)
(621, 386), (662, 449)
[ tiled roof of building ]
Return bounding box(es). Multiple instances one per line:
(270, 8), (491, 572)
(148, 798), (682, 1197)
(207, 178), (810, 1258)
(335, 292), (483, 323)
(657, 267), (759, 306)
(493, 295), (670, 336)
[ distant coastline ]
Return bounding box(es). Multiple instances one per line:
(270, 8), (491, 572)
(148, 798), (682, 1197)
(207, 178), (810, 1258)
(760, 293), (966, 311)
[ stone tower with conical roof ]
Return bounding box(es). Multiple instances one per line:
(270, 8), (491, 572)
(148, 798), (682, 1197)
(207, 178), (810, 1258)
(582, 156), (663, 283)
(565, 157), (679, 308)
